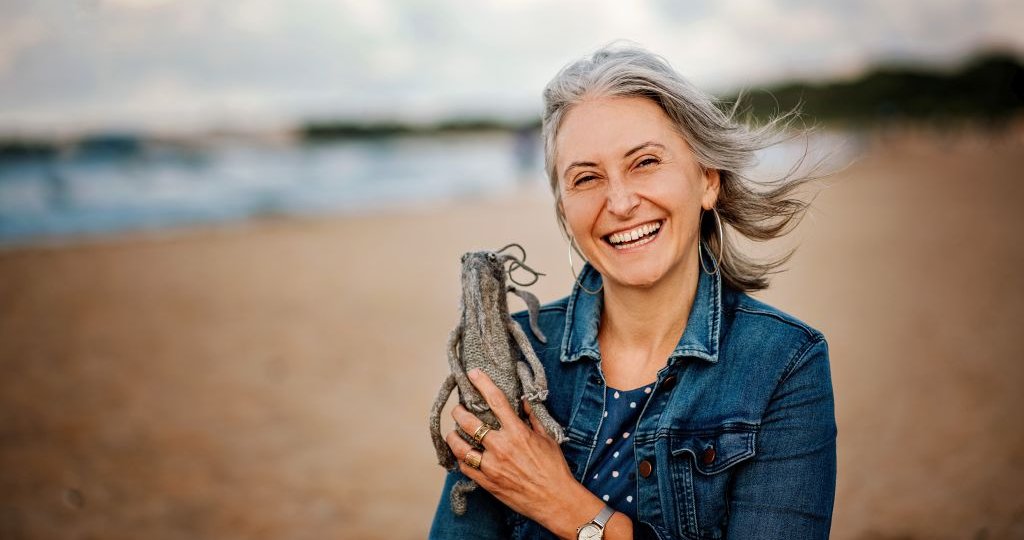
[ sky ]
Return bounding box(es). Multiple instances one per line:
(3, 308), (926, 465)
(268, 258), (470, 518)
(1, 0), (1022, 136)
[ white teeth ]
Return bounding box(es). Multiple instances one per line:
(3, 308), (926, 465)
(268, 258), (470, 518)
(608, 220), (662, 245)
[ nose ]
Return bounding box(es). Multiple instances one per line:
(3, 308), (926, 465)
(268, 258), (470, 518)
(605, 174), (640, 217)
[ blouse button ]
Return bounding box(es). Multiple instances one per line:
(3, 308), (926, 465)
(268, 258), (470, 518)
(660, 375), (677, 391)
(638, 459), (654, 478)
(702, 445), (716, 466)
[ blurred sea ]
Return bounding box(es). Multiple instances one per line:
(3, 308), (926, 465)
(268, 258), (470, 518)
(0, 129), (857, 249)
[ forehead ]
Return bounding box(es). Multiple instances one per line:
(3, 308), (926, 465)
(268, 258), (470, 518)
(554, 95), (680, 164)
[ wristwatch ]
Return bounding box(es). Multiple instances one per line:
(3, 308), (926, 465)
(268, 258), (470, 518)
(576, 504), (615, 540)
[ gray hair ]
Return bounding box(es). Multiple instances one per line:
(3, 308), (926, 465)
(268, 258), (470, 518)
(542, 42), (819, 292)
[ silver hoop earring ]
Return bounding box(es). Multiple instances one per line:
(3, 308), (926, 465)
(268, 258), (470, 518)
(699, 207), (724, 275)
(568, 239), (602, 295)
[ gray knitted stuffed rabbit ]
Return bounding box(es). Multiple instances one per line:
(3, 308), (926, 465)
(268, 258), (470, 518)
(428, 243), (566, 516)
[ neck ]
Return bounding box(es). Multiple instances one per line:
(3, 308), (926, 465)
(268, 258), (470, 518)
(598, 249), (701, 370)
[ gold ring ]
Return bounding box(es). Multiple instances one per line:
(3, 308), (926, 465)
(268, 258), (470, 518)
(472, 423), (493, 444)
(464, 450), (483, 470)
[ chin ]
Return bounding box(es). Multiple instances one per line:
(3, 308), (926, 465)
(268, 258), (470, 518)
(606, 266), (665, 289)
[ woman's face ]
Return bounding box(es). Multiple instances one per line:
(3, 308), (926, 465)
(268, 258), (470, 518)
(555, 95), (719, 290)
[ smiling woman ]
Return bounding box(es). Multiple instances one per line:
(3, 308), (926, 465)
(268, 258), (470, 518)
(545, 48), (820, 294)
(556, 96), (716, 293)
(430, 43), (836, 540)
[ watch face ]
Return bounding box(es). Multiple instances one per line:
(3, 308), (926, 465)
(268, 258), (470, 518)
(578, 523), (603, 540)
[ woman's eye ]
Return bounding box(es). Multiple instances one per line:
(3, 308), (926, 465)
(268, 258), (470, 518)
(573, 175), (597, 186)
(637, 157), (659, 168)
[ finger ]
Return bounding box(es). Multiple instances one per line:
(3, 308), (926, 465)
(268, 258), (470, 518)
(450, 404), (492, 446)
(446, 430), (488, 480)
(467, 368), (520, 431)
(445, 429), (475, 463)
(458, 457), (487, 486)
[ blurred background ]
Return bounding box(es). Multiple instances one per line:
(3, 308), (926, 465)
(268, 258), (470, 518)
(1, 1), (1023, 539)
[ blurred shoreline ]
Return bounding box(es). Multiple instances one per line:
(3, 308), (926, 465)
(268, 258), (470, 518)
(5, 120), (1024, 252)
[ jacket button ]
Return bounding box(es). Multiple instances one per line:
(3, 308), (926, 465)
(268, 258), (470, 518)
(661, 375), (677, 391)
(638, 459), (653, 478)
(702, 446), (716, 466)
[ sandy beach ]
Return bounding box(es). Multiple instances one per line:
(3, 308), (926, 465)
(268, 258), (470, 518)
(1, 128), (1023, 539)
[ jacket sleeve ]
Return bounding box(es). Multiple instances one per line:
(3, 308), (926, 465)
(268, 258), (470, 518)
(725, 337), (837, 539)
(428, 468), (514, 539)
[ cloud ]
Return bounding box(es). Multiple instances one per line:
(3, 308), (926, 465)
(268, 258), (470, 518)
(0, 0), (1021, 134)
(0, 15), (47, 75)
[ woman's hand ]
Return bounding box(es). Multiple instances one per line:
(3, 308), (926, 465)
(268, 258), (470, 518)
(445, 368), (603, 539)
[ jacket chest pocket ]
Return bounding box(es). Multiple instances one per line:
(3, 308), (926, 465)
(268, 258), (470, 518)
(666, 426), (757, 540)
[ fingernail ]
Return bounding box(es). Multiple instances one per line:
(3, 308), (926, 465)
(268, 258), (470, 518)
(468, 369), (480, 380)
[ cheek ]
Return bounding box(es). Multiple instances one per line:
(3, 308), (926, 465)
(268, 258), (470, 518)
(560, 198), (595, 237)
(652, 173), (704, 211)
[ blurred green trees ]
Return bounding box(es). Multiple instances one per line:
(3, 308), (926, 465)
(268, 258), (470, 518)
(730, 51), (1024, 126)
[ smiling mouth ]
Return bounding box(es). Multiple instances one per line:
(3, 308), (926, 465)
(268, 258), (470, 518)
(603, 220), (664, 250)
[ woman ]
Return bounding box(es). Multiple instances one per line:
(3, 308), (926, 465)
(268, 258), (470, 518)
(430, 43), (836, 540)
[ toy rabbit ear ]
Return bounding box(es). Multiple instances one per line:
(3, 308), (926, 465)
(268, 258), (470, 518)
(496, 243), (544, 287)
(505, 258), (544, 287)
(508, 286), (547, 343)
(496, 243), (527, 262)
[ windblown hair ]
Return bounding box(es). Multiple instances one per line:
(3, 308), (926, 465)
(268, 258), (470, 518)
(542, 42), (821, 292)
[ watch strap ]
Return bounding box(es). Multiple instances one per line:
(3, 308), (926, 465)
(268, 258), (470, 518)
(577, 504), (616, 539)
(592, 505), (615, 528)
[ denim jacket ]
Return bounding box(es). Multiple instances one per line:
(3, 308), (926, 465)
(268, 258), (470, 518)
(429, 262), (837, 539)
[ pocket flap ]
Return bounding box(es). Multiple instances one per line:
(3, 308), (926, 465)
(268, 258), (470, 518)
(670, 426), (757, 475)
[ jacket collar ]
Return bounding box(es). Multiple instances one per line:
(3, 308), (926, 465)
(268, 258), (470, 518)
(560, 261), (721, 365)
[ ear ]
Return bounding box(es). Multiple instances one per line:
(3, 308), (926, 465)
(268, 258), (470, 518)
(702, 168), (721, 210)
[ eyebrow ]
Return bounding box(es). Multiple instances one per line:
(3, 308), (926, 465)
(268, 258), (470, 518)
(562, 141), (666, 180)
(624, 141), (665, 158)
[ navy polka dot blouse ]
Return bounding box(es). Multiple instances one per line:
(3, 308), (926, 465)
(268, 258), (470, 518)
(582, 383), (654, 521)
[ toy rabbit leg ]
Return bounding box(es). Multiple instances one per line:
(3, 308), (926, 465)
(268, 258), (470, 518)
(429, 373), (458, 470)
(508, 319), (567, 444)
(450, 478), (478, 516)
(506, 316), (552, 400)
(515, 360), (567, 444)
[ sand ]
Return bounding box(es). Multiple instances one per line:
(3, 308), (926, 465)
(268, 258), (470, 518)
(1, 128), (1022, 539)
